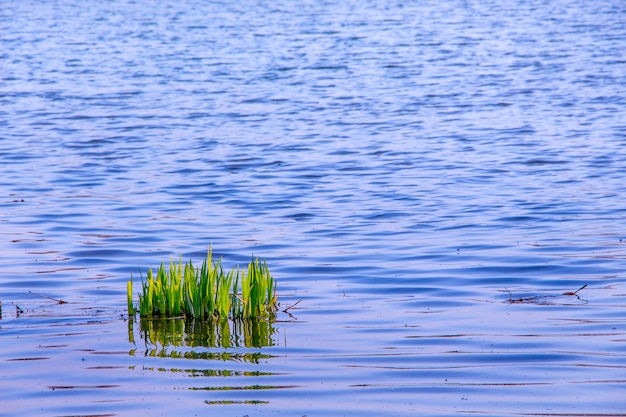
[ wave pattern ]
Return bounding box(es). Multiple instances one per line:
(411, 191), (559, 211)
(1, 0), (626, 415)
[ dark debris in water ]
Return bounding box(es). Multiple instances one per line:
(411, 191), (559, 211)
(55, 415), (116, 417)
(205, 400), (269, 405)
(505, 285), (588, 305)
(7, 357), (49, 361)
(29, 291), (68, 304)
(49, 385), (120, 390)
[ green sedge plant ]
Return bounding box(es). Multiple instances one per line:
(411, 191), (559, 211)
(127, 249), (277, 320)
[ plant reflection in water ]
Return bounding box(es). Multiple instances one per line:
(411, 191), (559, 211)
(128, 315), (278, 356)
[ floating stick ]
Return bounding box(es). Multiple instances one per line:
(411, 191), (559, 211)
(282, 299), (302, 313)
(562, 284), (587, 296)
(28, 291), (67, 304)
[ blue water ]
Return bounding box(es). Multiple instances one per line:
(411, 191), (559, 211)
(2, 0), (626, 416)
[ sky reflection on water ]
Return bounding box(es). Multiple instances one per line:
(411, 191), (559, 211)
(1, 0), (626, 415)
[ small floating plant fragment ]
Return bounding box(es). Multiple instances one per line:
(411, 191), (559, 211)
(505, 284), (588, 305)
(127, 249), (278, 320)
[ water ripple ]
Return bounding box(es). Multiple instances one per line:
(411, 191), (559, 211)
(2, 0), (626, 415)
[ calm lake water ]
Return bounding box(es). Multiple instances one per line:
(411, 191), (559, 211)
(2, 0), (626, 416)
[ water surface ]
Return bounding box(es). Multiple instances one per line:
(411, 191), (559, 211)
(1, 0), (626, 416)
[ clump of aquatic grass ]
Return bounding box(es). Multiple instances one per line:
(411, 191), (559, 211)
(127, 249), (277, 320)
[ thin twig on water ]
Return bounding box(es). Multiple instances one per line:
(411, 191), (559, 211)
(563, 284), (587, 296)
(282, 299), (302, 313)
(28, 291), (67, 304)
(12, 302), (24, 316)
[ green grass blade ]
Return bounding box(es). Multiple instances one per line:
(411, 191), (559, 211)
(132, 248), (277, 320)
